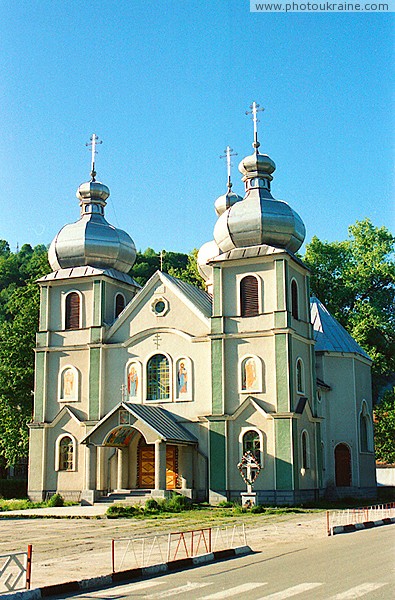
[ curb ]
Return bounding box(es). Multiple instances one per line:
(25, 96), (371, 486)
(331, 516), (395, 536)
(1, 546), (252, 599)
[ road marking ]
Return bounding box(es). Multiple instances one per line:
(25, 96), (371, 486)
(200, 582), (268, 599)
(329, 582), (388, 599)
(145, 581), (211, 598)
(257, 582), (323, 599)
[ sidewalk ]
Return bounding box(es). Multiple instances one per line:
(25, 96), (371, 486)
(0, 504), (110, 518)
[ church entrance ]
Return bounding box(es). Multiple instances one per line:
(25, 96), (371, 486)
(335, 443), (352, 486)
(137, 439), (179, 489)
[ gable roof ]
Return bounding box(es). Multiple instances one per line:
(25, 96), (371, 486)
(81, 402), (197, 445)
(161, 273), (212, 318)
(37, 265), (140, 287)
(310, 297), (371, 360)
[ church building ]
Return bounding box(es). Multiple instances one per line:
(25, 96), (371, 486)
(28, 106), (377, 505)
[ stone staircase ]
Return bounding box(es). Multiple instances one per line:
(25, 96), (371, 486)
(96, 489), (152, 505)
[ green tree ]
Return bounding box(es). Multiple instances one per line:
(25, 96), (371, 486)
(304, 219), (395, 398)
(168, 249), (205, 290)
(374, 388), (395, 464)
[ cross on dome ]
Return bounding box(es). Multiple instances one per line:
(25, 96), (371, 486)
(245, 102), (264, 150)
(220, 145), (238, 190)
(85, 133), (103, 181)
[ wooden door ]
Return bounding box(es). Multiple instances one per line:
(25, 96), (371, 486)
(335, 443), (352, 487)
(166, 445), (177, 490)
(138, 444), (155, 489)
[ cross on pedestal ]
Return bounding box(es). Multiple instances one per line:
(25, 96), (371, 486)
(220, 145), (238, 190)
(245, 102), (265, 148)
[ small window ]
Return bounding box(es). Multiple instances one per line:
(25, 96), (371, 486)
(296, 359), (304, 394)
(115, 293), (125, 318)
(65, 292), (80, 330)
(147, 354), (170, 401)
(301, 431), (309, 470)
(360, 402), (372, 452)
(242, 430), (261, 464)
(240, 276), (259, 317)
(291, 280), (299, 320)
(59, 436), (74, 471)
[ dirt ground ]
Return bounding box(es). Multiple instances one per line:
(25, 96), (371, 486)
(0, 511), (327, 589)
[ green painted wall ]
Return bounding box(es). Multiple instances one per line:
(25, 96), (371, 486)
(34, 352), (45, 421)
(292, 419), (299, 490)
(93, 280), (102, 326)
(275, 419), (293, 490)
(89, 348), (101, 420)
(212, 267), (221, 316)
(316, 422), (322, 487)
(39, 286), (48, 331)
(275, 334), (289, 412)
(275, 260), (285, 310)
(209, 421), (226, 490)
(211, 339), (223, 414)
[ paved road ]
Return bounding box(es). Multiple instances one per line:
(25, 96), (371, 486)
(54, 525), (394, 599)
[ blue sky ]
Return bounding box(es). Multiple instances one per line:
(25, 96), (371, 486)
(0, 1), (393, 255)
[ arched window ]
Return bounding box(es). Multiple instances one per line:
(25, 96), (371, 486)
(360, 402), (372, 452)
(57, 435), (74, 471)
(115, 293), (125, 319)
(291, 280), (299, 320)
(242, 430), (261, 464)
(65, 292), (80, 330)
(301, 430), (309, 470)
(296, 359), (304, 394)
(240, 276), (259, 317)
(147, 354), (170, 401)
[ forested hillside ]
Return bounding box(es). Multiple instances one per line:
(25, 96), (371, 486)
(0, 218), (393, 469)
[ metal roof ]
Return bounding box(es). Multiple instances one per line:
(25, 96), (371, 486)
(162, 272), (213, 318)
(123, 403), (198, 444)
(310, 297), (371, 360)
(37, 266), (140, 287)
(209, 244), (306, 269)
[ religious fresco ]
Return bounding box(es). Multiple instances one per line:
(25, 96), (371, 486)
(62, 368), (76, 400)
(177, 359), (188, 397)
(104, 426), (134, 447)
(127, 363), (139, 397)
(242, 357), (258, 391)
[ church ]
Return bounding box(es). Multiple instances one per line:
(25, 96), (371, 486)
(28, 105), (377, 505)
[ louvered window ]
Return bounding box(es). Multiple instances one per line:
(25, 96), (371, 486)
(115, 293), (125, 318)
(291, 280), (299, 319)
(240, 276), (259, 317)
(65, 292), (80, 330)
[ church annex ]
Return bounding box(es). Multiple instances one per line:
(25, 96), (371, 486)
(28, 108), (377, 505)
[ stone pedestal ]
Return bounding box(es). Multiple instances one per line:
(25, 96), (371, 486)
(241, 492), (257, 508)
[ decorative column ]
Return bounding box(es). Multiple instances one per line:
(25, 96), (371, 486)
(153, 440), (167, 497)
(81, 444), (97, 505)
(117, 448), (127, 490)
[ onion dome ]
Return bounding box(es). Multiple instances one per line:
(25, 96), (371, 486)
(213, 103), (305, 254)
(48, 135), (136, 273)
(214, 186), (243, 217)
(197, 240), (221, 294)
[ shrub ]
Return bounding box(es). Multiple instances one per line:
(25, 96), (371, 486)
(217, 500), (234, 508)
(163, 493), (191, 512)
(145, 498), (160, 512)
(0, 479), (27, 500)
(47, 493), (64, 507)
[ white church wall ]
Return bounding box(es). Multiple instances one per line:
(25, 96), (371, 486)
(46, 350), (90, 422)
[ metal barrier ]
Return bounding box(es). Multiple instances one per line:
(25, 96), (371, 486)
(0, 545), (32, 593)
(111, 524), (247, 571)
(326, 503), (395, 535)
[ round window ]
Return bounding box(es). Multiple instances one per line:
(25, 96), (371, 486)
(154, 300), (166, 314)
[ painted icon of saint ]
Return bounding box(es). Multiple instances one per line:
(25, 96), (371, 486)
(243, 358), (257, 390)
(128, 365), (138, 396)
(178, 361), (188, 395)
(63, 369), (74, 398)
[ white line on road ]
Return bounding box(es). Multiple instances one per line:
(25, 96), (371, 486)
(145, 581), (211, 599)
(329, 582), (388, 599)
(200, 582), (268, 599)
(257, 582), (323, 599)
(80, 578), (164, 598)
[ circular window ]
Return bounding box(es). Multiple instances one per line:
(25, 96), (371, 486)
(154, 300), (166, 314)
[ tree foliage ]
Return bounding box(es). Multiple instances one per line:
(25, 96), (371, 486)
(374, 388), (395, 464)
(0, 244), (50, 468)
(304, 218), (395, 398)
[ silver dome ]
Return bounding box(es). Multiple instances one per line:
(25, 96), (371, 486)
(214, 189), (243, 217)
(48, 178), (136, 273)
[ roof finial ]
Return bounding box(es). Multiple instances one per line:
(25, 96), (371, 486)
(246, 102), (264, 152)
(85, 134), (103, 181)
(220, 146), (238, 191)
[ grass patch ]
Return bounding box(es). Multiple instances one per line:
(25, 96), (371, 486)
(0, 494), (76, 512)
